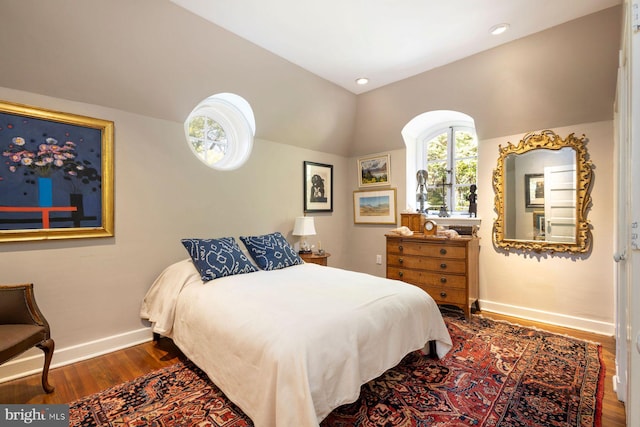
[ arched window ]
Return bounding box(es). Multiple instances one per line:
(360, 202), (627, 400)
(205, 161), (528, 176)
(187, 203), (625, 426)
(402, 111), (477, 215)
(184, 93), (255, 171)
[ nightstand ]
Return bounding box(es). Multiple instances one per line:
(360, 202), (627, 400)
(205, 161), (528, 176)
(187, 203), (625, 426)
(300, 252), (331, 266)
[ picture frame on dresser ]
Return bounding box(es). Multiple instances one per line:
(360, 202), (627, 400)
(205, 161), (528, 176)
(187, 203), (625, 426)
(0, 100), (114, 242)
(357, 153), (390, 187)
(353, 188), (397, 224)
(304, 161), (333, 213)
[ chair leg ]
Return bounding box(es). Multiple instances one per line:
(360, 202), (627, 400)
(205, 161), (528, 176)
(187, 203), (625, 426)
(36, 338), (55, 393)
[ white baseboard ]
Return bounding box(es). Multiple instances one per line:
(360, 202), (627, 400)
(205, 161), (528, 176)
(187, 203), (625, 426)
(0, 327), (153, 385)
(479, 300), (615, 336)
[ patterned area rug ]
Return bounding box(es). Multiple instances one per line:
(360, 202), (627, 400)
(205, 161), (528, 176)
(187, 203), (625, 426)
(69, 313), (604, 427)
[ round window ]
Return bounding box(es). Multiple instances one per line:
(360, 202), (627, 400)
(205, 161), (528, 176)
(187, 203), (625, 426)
(184, 93), (255, 170)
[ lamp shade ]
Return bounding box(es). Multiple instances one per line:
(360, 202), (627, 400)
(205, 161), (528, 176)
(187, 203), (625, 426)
(293, 216), (316, 236)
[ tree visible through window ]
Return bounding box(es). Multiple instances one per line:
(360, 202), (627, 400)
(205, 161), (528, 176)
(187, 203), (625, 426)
(186, 116), (227, 166)
(422, 127), (477, 213)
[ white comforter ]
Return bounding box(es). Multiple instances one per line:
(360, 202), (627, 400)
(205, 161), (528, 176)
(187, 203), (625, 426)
(140, 259), (452, 427)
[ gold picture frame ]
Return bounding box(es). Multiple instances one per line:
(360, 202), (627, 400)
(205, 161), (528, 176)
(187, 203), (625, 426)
(0, 100), (114, 242)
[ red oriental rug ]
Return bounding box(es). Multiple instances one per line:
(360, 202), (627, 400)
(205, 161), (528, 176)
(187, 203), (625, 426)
(69, 313), (604, 427)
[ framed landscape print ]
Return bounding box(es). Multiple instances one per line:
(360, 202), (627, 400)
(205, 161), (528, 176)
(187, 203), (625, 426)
(0, 100), (114, 242)
(357, 153), (390, 187)
(304, 161), (333, 213)
(353, 188), (397, 224)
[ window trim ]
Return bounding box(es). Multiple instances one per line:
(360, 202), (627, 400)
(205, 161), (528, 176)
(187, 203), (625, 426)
(402, 110), (477, 216)
(184, 93), (255, 171)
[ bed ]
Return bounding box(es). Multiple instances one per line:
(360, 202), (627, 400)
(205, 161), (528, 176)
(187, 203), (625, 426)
(140, 234), (452, 427)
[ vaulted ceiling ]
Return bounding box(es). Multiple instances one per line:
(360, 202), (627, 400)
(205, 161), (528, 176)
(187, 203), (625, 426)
(0, 1), (622, 156)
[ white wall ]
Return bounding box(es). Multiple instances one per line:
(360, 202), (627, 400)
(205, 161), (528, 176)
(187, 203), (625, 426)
(346, 148), (406, 275)
(477, 121), (614, 334)
(0, 87), (350, 381)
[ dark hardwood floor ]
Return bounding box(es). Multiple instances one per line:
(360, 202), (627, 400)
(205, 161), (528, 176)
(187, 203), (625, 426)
(0, 312), (627, 426)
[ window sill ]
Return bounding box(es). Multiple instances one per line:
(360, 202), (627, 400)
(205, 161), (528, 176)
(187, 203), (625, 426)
(425, 215), (482, 228)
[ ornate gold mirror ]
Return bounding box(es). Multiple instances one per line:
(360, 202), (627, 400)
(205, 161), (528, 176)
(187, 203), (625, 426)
(492, 130), (593, 253)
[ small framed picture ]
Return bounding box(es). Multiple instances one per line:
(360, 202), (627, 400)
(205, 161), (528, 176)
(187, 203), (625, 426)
(533, 211), (545, 240)
(357, 153), (390, 187)
(304, 161), (333, 212)
(525, 173), (544, 208)
(353, 188), (397, 224)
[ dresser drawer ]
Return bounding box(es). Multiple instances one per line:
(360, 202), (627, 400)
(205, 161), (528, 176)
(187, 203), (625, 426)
(387, 254), (466, 274)
(387, 267), (466, 289)
(386, 240), (466, 259)
(421, 285), (467, 306)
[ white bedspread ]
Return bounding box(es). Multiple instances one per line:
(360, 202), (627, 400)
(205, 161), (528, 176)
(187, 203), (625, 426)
(141, 260), (452, 427)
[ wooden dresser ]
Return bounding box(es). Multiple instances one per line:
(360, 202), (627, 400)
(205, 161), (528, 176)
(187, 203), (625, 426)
(386, 233), (479, 317)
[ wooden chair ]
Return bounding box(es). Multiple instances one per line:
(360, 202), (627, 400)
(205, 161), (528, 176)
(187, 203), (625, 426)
(0, 283), (55, 393)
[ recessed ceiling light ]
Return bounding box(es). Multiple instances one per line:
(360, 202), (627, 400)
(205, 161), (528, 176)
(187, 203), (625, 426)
(489, 23), (509, 35)
(355, 77), (369, 85)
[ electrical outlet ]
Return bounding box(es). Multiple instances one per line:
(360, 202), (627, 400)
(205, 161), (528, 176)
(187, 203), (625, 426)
(376, 254), (382, 264)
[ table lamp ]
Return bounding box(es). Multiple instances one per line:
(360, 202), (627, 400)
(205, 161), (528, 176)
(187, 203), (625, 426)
(293, 216), (316, 254)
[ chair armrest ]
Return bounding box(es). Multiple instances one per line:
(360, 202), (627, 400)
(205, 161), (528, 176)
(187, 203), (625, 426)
(0, 284), (50, 333)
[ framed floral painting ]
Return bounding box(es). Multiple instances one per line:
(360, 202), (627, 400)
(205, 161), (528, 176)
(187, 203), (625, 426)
(0, 100), (114, 242)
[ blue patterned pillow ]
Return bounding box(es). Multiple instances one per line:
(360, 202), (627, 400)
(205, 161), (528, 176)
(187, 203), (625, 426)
(181, 237), (258, 282)
(240, 232), (303, 271)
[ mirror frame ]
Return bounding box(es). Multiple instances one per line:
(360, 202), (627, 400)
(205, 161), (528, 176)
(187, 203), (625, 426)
(492, 130), (593, 254)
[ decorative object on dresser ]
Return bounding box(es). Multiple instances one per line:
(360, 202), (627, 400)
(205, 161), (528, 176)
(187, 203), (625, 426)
(300, 252), (331, 266)
(386, 233), (480, 318)
(468, 183), (477, 217)
(415, 169), (428, 213)
(400, 212), (426, 233)
(292, 216), (316, 253)
(423, 219), (437, 236)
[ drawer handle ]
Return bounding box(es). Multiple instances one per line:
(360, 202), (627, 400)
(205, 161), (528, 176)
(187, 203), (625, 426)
(440, 277), (447, 283)
(440, 291), (447, 298)
(398, 271), (404, 278)
(440, 263), (447, 269)
(398, 245), (403, 252)
(440, 248), (447, 255)
(398, 258), (403, 264)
